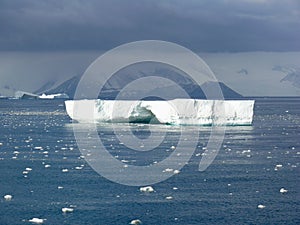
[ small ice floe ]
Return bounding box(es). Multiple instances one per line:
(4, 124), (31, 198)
(130, 219), (142, 224)
(4, 194), (12, 201)
(139, 186), (155, 193)
(173, 169), (180, 174)
(62, 169), (68, 173)
(62, 207), (74, 213)
(163, 168), (173, 173)
(165, 196), (173, 200)
(274, 164), (283, 171)
(279, 188), (288, 193)
(257, 204), (266, 209)
(29, 218), (45, 224)
(242, 149), (251, 154)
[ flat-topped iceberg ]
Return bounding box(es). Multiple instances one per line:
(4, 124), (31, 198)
(39, 93), (69, 99)
(65, 99), (255, 126)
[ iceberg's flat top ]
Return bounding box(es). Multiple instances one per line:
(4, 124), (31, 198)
(65, 99), (255, 126)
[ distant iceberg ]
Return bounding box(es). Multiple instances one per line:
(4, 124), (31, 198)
(65, 99), (255, 126)
(39, 93), (69, 99)
(14, 91), (69, 99)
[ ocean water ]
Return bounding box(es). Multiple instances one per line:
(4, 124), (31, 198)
(0, 98), (299, 225)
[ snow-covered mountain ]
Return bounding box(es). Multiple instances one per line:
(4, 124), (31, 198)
(1, 52), (299, 97)
(42, 63), (242, 100)
(201, 52), (300, 96)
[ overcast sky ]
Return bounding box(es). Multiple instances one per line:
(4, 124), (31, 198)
(0, 0), (299, 52)
(0, 0), (300, 97)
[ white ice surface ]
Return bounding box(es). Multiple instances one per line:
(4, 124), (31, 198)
(65, 99), (255, 125)
(39, 93), (69, 99)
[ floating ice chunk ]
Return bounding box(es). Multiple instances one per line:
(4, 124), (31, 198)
(279, 188), (288, 193)
(130, 219), (142, 225)
(140, 186), (155, 193)
(62, 207), (74, 213)
(29, 218), (45, 224)
(242, 150), (251, 154)
(274, 164), (283, 171)
(163, 168), (174, 173)
(257, 204), (266, 209)
(4, 194), (12, 201)
(173, 170), (180, 174)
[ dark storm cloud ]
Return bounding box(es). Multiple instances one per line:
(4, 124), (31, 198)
(0, 0), (299, 52)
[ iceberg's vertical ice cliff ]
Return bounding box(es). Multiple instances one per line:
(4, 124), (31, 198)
(65, 99), (255, 125)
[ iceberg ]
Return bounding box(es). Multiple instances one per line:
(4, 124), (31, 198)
(65, 99), (255, 126)
(39, 93), (69, 99)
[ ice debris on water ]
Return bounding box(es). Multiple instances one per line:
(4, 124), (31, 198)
(274, 164), (283, 171)
(140, 186), (155, 193)
(279, 188), (288, 193)
(130, 219), (142, 224)
(257, 204), (266, 209)
(163, 168), (173, 173)
(29, 218), (45, 224)
(62, 207), (74, 213)
(4, 194), (12, 201)
(173, 169), (180, 174)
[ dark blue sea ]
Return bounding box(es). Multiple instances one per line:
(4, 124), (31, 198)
(0, 98), (299, 225)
